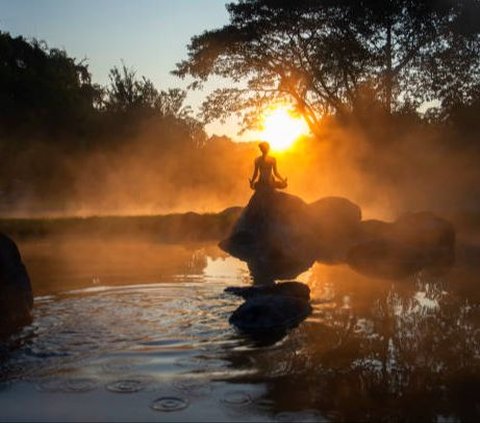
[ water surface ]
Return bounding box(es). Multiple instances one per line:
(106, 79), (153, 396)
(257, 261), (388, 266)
(0, 237), (479, 422)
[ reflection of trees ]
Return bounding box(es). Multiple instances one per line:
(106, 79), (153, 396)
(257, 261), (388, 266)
(218, 264), (480, 421)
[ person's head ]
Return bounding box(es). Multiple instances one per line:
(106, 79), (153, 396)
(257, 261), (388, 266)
(258, 141), (270, 155)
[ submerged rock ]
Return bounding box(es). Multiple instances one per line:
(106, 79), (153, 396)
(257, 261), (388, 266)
(0, 233), (33, 336)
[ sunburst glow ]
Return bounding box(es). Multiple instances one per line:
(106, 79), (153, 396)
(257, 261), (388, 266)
(259, 107), (309, 151)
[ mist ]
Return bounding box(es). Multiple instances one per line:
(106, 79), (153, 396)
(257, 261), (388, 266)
(2, 110), (480, 225)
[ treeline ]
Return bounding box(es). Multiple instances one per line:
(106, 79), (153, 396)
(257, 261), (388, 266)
(0, 31), (204, 145)
(0, 30), (208, 212)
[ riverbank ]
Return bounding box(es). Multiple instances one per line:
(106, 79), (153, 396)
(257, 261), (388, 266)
(0, 207), (243, 242)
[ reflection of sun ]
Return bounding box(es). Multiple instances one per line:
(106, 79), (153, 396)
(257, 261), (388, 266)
(259, 107), (309, 151)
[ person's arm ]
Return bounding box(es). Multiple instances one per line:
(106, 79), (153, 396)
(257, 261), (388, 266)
(273, 158), (286, 182)
(249, 159), (259, 188)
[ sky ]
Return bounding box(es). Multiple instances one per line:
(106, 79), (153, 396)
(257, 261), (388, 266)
(0, 0), (248, 139)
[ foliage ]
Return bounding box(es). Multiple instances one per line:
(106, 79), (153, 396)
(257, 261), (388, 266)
(0, 31), (102, 140)
(174, 0), (480, 136)
(0, 31), (205, 147)
(103, 64), (205, 145)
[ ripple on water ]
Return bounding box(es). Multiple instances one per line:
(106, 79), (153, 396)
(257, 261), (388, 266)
(221, 390), (252, 406)
(61, 377), (98, 393)
(105, 377), (151, 393)
(150, 396), (189, 412)
(36, 377), (97, 393)
(36, 378), (64, 393)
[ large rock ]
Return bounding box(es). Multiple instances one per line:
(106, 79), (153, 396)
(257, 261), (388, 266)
(308, 196), (362, 263)
(0, 233), (33, 337)
(219, 190), (317, 283)
(220, 191), (362, 283)
(347, 239), (427, 279)
(347, 212), (455, 278)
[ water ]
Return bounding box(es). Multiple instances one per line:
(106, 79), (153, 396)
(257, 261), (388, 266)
(0, 237), (479, 421)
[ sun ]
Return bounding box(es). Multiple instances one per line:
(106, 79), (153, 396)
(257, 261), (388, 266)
(259, 107), (309, 151)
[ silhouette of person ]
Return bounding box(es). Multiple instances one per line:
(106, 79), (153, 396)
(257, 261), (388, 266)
(249, 142), (287, 190)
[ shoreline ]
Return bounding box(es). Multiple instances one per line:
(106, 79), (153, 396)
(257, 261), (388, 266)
(0, 207), (243, 242)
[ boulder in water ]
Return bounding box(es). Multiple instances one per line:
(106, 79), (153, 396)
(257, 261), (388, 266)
(347, 212), (455, 278)
(229, 294), (312, 333)
(220, 191), (363, 282)
(220, 189), (455, 282)
(219, 190), (317, 283)
(308, 196), (362, 263)
(0, 233), (33, 336)
(227, 281), (312, 340)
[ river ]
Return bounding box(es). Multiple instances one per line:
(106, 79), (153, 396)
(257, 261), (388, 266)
(0, 236), (478, 421)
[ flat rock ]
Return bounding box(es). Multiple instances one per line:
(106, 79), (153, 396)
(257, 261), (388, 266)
(229, 294), (312, 333)
(225, 281), (310, 300)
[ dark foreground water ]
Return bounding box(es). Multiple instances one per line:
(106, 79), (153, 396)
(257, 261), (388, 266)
(0, 237), (479, 422)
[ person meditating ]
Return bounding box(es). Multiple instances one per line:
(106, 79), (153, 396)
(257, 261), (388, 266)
(249, 142), (287, 190)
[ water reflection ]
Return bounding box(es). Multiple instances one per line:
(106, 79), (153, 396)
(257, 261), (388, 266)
(0, 239), (478, 421)
(218, 263), (480, 421)
(19, 237), (250, 295)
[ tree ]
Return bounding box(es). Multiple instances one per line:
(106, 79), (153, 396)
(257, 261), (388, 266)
(103, 63), (206, 145)
(103, 64), (159, 115)
(174, 0), (480, 136)
(0, 31), (102, 140)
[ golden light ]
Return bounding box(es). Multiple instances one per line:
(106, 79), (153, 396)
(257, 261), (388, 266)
(259, 107), (309, 151)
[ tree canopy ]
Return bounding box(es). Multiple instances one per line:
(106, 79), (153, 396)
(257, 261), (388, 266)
(0, 31), (101, 139)
(174, 0), (480, 136)
(0, 31), (205, 148)
(102, 64), (205, 145)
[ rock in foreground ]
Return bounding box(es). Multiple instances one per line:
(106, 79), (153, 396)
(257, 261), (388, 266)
(230, 294), (312, 332)
(0, 233), (33, 337)
(226, 281), (312, 338)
